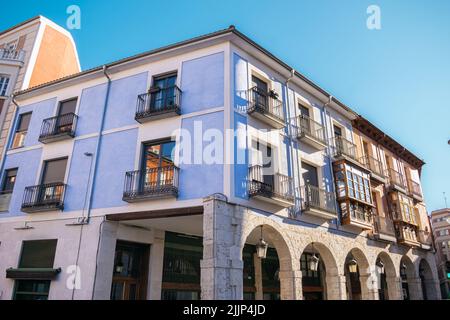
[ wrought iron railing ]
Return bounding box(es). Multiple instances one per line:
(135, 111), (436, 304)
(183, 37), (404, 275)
(123, 165), (179, 200)
(408, 179), (422, 199)
(39, 113), (77, 141)
(248, 165), (294, 203)
(0, 48), (25, 62)
(247, 87), (284, 122)
(373, 215), (396, 237)
(21, 183), (66, 211)
(300, 184), (337, 214)
(135, 86), (181, 121)
(388, 168), (407, 190)
(293, 115), (326, 144)
(347, 205), (372, 225)
(331, 136), (358, 161)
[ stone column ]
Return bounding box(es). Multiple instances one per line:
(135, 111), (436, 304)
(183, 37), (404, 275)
(360, 273), (379, 300)
(253, 253), (263, 300)
(200, 194), (243, 300)
(386, 276), (403, 300)
(147, 229), (165, 300)
(423, 279), (441, 300)
(326, 274), (347, 300)
(278, 270), (302, 300)
(408, 278), (424, 300)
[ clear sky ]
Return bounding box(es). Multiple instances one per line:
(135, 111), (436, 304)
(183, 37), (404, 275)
(1, 0), (449, 212)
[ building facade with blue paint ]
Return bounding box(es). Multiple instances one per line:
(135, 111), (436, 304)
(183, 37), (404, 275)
(0, 26), (440, 300)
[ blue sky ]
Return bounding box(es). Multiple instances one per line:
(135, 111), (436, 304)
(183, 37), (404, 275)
(1, 0), (449, 212)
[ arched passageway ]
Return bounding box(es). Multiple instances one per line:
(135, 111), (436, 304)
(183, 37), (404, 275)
(419, 259), (437, 300)
(400, 256), (419, 300)
(344, 248), (372, 300)
(242, 224), (294, 300)
(300, 242), (339, 300)
(375, 252), (399, 300)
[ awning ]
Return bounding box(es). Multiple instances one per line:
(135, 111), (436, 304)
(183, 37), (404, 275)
(6, 267), (61, 280)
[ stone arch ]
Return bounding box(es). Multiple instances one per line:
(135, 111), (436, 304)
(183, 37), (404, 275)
(418, 258), (438, 300)
(400, 255), (421, 300)
(375, 252), (401, 300)
(300, 242), (340, 300)
(343, 247), (373, 300)
(241, 223), (297, 300)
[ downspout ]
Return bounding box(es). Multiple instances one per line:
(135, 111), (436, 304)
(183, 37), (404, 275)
(284, 69), (297, 216)
(0, 95), (20, 185)
(322, 96), (340, 229)
(84, 65), (112, 223)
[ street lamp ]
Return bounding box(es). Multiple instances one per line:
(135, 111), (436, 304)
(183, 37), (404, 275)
(348, 258), (358, 273)
(256, 226), (268, 259)
(376, 259), (385, 275)
(309, 243), (320, 272)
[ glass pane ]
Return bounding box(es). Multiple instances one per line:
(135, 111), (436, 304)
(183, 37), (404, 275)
(14, 280), (50, 300)
(17, 113), (32, 132)
(110, 282), (124, 300)
(59, 99), (77, 115)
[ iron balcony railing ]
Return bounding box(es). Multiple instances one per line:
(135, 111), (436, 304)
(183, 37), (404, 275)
(331, 136), (358, 161)
(0, 48), (25, 62)
(408, 179), (422, 199)
(38, 113), (78, 142)
(21, 183), (66, 212)
(300, 184), (337, 214)
(373, 215), (396, 237)
(123, 165), (179, 201)
(344, 205), (372, 225)
(293, 115), (326, 144)
(135, 86), (181, 121)
(248, 165), (294, 203)
(247, 87), (284, 123)
(388, 168), (407, 190)
(365, 155), (386, 178)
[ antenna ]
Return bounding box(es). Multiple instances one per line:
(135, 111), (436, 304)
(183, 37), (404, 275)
(444, 192), (448, 208)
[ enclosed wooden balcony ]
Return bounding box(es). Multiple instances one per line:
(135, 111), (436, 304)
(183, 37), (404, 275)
(247, 87), (285, 129)
(38, 113), (78, 143)
(122, 165), (179, 202)
(418, 230), (432, 250)
(300, 184), (337, 220)
(408, 179), (423, 202)
(21, 183), (66, 213)
(248, 165), (294, 207)
(292, 116), (326, 150)
(388, 168), (407, 194)
(135, 86), (181, 123)
(372, 215), (397, 243)
(395, 223), (420, 247)
(340, 202), (373, 230)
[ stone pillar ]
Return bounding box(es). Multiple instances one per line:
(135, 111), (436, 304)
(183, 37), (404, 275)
(408, 278), (424, 300)
(326, 274), (347, 300)
(423, 279), (441, 300)
(253, 253), (263, 300)
(278, 270), (302, 300)
(386, 276), (403, 300)
(147, 229), (165, 300)
(200, 194), (243, 300)
(360, 273), (379, 300)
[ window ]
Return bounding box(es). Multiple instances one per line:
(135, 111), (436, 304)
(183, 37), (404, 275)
(150, 73), (177, 110)
(142, 140), (176, 189)
(56, 98), (77, 133)
(41, 158), (68, 184)
(333, 125), (342, 139)
(0, 75), (10, 96)
(301, 162), (318, 187)
(12, 112), (31, 148)
(1, 168), (17, 194)
(13, 239), (57, 300)
(299, 104), (310, 118)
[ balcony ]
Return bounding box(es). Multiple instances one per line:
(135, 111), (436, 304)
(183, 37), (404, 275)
(21, 183), (66, 213)
(392, 209), (418, 226)
(247, 87), (285, 129)
(340, 203), (373, 230)
(38, 113), (78, 143)
(372, 215), (397, 242)
(248, 165), (294, 207)
(123, 165), (179, 202)
(365, 156), (388, 184)
(408, 179), (423, 202)
(0, 48), (25, 64)
(418, 230), (432, 250)
(300, 184), (337, 220)
(292, 116), (327, 150)
(331, 137), (367, 169)
(388, 168), (407, 194)
(395, 224), (420, 247)
(135, 86), (181, 123)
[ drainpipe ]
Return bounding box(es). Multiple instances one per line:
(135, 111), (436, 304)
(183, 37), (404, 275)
(0, 94), (21, 186)
(284, 69), (298, 216)
(322, 95), (340, 229)
(83, 65), (112, 223)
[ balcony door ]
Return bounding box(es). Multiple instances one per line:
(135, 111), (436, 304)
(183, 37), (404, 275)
(142, 141), (175, 191)
(254, 141), (274, 190)
(40, 158), (67, 203)
(56, 98), (77, 134)
(251, 76), (268, 110)
(150, 74), (177, 111)
(301, 162), (318, 188)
